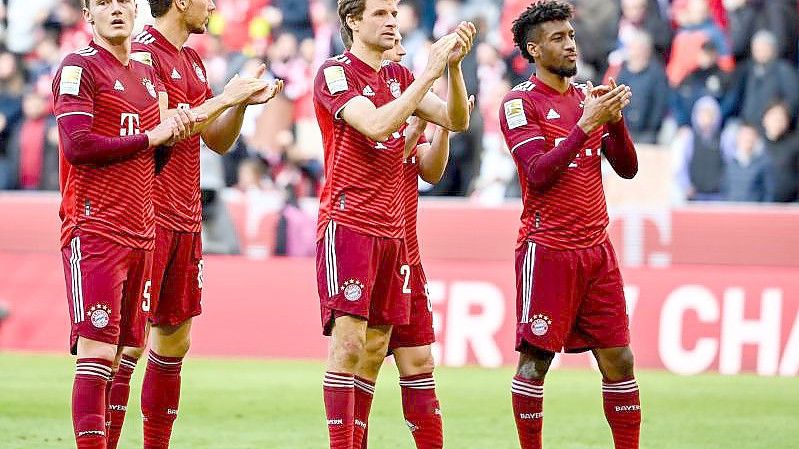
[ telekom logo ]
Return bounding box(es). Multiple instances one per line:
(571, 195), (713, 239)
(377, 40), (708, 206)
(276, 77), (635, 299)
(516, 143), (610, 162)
(120, 113), (141, 136)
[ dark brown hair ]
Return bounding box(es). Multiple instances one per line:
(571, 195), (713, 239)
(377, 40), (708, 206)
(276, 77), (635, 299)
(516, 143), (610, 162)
(338, 0), (367, 48)
(512, 0), (573, 63)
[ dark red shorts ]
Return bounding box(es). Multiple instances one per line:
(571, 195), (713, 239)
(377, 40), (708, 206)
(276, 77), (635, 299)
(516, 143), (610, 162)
(149, 226), (203, 327)
(389, 264), (435, 350)
(316, 221), (410, 335)
(515, 239), (630, 354)
(61, 233), (153, 354)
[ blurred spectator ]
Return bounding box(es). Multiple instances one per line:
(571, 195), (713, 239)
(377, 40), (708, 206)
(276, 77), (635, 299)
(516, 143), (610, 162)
(275, 187), (316, 257)
(273, 0), (313, 41)
(612, 31), (669, 143)
(671, 40), (736, 127)
(667, 0), (734, 86)
(609, 0), (672, 66)
(725, 0), (798, 64)
(571, 0), (620, 82)
(737, 30), (799, 126)
(674, 96), (726, 201)
(761, 102), (799, 202)
(723, 122), (772, 201)
(471, 78), (516, 203)
(5, 0), (57, 54)
(8, 91), (58, 190)
(53, 0), (91, 57)
(200, 143), (240, 255)
(0, 50), (25, 189)
(396, 0), (428, 68)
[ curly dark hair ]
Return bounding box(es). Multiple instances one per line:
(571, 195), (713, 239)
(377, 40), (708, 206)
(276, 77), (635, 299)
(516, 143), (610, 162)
(512, 0), (574, 63)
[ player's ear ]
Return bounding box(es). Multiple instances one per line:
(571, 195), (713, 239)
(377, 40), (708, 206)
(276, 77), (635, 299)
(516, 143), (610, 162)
(346, 14), (360, 34)
(527, 41), (538, 60)
(83, 5), (94, 24)
(175, 0), (188, 12)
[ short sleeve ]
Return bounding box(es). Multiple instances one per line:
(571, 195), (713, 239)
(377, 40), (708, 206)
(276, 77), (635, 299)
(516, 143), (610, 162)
(314, 61), (360, 120)
(52, 54), (95, 119)
(498, 92), (544, 154)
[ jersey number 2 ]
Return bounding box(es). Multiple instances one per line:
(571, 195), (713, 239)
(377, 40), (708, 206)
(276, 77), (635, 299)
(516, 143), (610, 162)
(400, 264), (411, 294)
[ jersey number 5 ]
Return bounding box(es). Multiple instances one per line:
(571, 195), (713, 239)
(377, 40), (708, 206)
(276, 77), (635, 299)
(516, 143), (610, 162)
(142, 279), (152, 312)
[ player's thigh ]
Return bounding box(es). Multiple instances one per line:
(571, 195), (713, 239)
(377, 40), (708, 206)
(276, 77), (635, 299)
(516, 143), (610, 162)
(389, 265), (435, 351)
(568, 242), (630, 352)
(61, 234), (130, 354)
(369, 237), (411, 326)
(515, 242), (581, 354)
(151, 230), (203, 327)
(316, 222), (378, 335)
(118, 247), (153, 350)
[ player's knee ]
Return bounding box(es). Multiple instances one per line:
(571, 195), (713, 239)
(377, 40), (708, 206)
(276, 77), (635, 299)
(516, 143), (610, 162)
(123, 345), (145, 361)
(76, 337), (117, 362)
(516, 348), (554, 381)
(411, 351), (435, 374)
(607, 349), (635, 379)
(333, 332), (366, 368)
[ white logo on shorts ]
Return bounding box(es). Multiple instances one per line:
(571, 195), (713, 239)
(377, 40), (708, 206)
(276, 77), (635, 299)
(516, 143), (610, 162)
(88, 305), (111, 329)
(197, 259), (204, 289)
(342, 279), (364, 301)
(530, 314), (552, 336)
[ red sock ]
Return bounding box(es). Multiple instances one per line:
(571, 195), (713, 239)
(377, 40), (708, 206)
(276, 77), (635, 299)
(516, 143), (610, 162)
(73, 358), (112, 449)
(511, 375), (544, 449)
(324, 372), (355, 449)
(107, 355), (137, 449)
(602, 378), (641, 449)
(141, 352), (183, 449)
(399, 373), (443, 449)
(352, 376), (375, 448)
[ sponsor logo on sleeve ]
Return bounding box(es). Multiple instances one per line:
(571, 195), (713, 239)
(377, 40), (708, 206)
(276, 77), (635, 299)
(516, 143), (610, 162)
(60, 66), (83, 96)
(130, 51), (153, 66)
(504, 98), (527, 129)
(324, 66), (348, 94)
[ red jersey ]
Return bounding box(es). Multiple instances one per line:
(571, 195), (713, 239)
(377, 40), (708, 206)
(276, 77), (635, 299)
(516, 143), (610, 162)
(53, 42), (164, 250)
(499, 76), (608, 250)
(402, 133), (428, 265)
(132, 26), (213, 233)
(313, 52), (414, 240)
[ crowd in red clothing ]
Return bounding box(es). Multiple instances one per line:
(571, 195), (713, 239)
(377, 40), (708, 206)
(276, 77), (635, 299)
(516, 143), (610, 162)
(1, 0), (798, 204)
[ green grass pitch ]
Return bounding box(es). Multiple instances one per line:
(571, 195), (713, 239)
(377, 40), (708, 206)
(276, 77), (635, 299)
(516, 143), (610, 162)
(1, 353), (797, 448)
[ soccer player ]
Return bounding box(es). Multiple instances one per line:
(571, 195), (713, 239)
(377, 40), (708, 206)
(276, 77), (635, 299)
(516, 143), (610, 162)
(104, 0), (282, 447)
(498, 2), (640, 449)
(314, 1), (474, 448)
(52, 0), (203, 446)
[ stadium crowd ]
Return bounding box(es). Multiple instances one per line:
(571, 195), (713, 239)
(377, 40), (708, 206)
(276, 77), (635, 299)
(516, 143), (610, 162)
(1, 0), (798, 207)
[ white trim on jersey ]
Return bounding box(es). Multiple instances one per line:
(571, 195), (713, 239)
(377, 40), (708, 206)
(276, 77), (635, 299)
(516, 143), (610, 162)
(74, 47), (98, 56)
(325, 221), (339, 297)
(521, 241), (537, 324)
(334, 96), (360, 121)
(56, 111), (94, 120)
(70, 237), (85, 323)
(133, 31), (156, 45)
(511, 136), (545, 153)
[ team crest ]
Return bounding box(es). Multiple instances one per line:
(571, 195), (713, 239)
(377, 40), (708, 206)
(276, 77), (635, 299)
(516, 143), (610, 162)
(388, 79), (401, 98)
(88, 304), (111, 329)
(530, 314), (552, 336)
(341, 279), (365, 301)
(142, 78), (157, 98)
(193, 63), (207, 83)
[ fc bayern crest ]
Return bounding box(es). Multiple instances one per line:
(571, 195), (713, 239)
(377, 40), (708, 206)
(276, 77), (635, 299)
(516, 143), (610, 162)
(87, 304), (111, 329)
(530, 314), (552, 336)
(193, 63), (207, 83)
(389, 80), (401, 98)
(142, 78), (157, 98)
(341, 279), (365, 301)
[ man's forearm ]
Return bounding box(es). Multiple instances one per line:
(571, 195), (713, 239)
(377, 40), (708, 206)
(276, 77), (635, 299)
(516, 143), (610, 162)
(419, 128), (450, 184)
(446, 63), (470, 132)
(603, 119), (638, 179)
(202, 103), (247, 154)
(363, 74), (437, 142)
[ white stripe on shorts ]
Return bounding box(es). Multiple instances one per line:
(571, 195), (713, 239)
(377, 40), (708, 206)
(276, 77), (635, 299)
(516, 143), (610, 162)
(70, 237), (85, 323)
(521, 242), (536, 323)
(325, 221), (339, 297)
